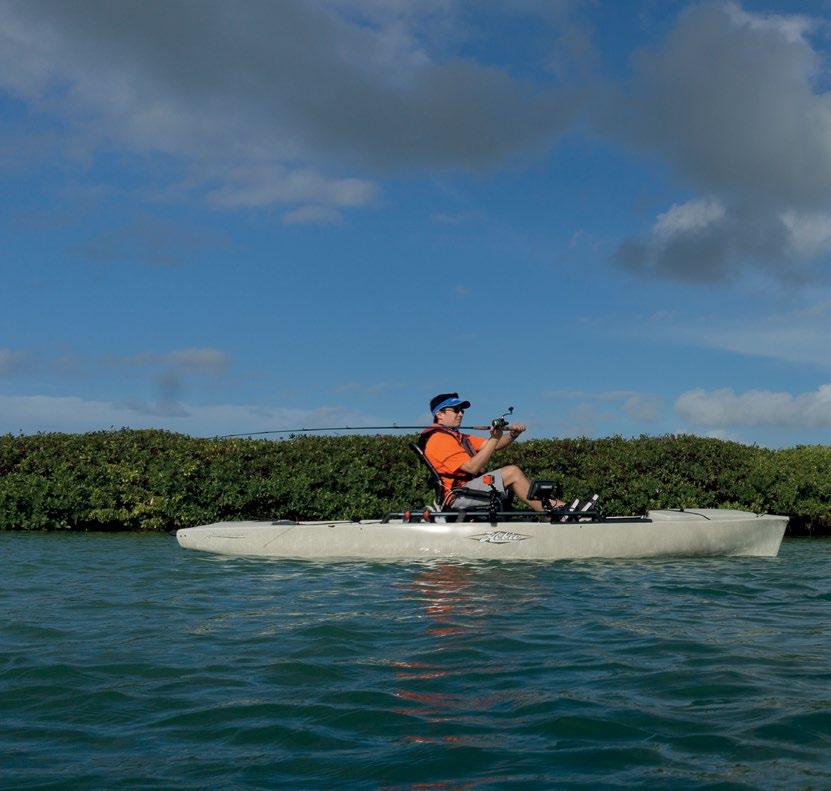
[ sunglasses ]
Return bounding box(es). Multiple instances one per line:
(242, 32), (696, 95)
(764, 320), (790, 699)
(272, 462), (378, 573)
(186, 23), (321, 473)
(442, 406), (465, 413)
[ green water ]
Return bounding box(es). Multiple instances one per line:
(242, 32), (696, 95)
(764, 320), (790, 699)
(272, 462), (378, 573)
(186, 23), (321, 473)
(1, 533), (830, 789)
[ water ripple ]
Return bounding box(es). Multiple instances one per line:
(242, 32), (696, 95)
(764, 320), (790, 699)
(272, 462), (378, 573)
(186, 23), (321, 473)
(1, 534), (830, 789)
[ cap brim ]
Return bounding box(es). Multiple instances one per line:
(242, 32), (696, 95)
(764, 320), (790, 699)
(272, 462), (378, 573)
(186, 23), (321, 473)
(432, 396), (472, 414)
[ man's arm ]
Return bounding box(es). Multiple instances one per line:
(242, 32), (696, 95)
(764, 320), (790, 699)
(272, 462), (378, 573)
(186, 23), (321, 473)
(458, 426), (505, 474)
(461, 424), (527, 472)
(494, 423), (526, 450)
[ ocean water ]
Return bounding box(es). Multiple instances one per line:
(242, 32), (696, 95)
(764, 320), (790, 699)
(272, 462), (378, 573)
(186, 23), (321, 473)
(1, 533), (830, 790)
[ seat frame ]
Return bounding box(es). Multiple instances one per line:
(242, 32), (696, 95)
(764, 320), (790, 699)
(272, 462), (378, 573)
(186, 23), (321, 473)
(409, 442), (511, 520)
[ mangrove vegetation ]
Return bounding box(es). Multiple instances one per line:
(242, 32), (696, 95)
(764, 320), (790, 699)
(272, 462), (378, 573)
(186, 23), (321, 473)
(1, 430), (829, 534)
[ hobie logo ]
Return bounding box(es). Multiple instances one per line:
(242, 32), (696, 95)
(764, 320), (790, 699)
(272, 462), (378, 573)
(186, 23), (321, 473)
(471, 531), (529, 544)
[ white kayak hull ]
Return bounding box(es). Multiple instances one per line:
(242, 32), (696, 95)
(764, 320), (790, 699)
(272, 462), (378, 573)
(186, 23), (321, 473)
(176, 509), (787, 560)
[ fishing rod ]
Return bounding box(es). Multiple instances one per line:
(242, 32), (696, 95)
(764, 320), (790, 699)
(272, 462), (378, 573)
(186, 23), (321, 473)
(218, 407), (515, 439)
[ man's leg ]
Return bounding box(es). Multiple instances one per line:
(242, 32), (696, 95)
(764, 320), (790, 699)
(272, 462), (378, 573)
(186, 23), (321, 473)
(499, 465), (565, 511)
(449, 470), (506, 510)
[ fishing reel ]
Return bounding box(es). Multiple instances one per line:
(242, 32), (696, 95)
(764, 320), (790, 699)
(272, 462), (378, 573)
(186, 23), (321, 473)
(490, 406), (514, 431)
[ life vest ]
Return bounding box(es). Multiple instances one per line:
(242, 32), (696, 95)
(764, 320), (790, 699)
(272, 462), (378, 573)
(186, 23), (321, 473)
(418, 426), (478, 497)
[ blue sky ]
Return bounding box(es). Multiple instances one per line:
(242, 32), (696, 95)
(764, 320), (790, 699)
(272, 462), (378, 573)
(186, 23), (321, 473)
(2, 0), (831, 446)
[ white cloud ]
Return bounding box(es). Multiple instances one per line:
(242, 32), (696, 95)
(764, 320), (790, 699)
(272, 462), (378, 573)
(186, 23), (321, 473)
(117, 397), (190, 419)
(281, 206), (343, 227)
(148, 348), (230, 373)
(620, 393), (663, 423)
(609, 2), (831, 283)
(676, 384), (831, 428)
(0, 1), (577, 216)
(544, 388), (664, 423)
(652, 198), (726, 241)
(207, 167), (378, 211)
(701, 428), (747, 443)
(676, 305), (831, 369)
(0, 393), (381, 436)
(0, 346), (232, 381)
(723, 1), (814, 45)
(76, 217), (218, 267)
(781, 209), (831, 259)
(619, 2), (831, 205)
(0, 347), (237, 421)
(107, 347), (230, 374)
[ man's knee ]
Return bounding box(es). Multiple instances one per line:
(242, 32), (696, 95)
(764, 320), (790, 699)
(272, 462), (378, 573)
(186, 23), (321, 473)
(499, 464), (526, 484)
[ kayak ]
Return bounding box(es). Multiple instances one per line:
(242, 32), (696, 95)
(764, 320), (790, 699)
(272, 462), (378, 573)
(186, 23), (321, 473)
(175, 508), (787, 560)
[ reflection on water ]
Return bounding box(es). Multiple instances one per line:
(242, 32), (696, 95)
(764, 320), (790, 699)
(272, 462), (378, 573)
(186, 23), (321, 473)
(2, 535), (830, 789)
(388, 563), (547, 773)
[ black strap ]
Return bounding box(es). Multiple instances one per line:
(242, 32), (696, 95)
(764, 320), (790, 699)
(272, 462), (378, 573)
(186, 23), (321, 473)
(418, 427), (477, 459)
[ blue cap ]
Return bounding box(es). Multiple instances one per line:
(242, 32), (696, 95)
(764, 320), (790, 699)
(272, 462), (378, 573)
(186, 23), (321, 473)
(430, 393), (471, 414)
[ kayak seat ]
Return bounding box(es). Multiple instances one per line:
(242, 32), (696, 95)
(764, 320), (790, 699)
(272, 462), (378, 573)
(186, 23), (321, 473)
(409, 442), (444, 510)
(409, 442), (512, 514)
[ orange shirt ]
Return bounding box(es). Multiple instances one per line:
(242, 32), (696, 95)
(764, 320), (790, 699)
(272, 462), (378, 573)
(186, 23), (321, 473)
(424, 430), (485, 494)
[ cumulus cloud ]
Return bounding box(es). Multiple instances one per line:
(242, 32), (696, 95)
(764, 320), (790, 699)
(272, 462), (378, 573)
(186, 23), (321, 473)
(676, 384), (831, 428)
(0, 0), (578, 216)
(652, 198), (726, 241)
(780, 210), (831, 259)
(6, 0), (830, 282)
(615, 197), (735, 282)
(617, 2), (831, 204)
(723, 2), (813, 48)
(609, 2), (831, 283)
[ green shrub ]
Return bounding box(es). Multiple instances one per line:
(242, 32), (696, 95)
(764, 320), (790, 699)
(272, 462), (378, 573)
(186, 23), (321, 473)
(0, 430), (829, 534)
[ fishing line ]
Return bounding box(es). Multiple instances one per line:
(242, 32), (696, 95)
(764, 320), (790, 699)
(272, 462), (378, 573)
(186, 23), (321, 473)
(217, 408), (515, 438)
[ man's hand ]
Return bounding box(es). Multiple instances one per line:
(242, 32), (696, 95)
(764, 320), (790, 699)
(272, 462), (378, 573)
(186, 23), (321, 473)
(489, 423), (504, 441)
(509, 423), (526, 438)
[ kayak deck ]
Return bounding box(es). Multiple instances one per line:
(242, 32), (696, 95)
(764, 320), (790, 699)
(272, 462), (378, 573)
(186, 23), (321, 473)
(176, 509), (788, 561)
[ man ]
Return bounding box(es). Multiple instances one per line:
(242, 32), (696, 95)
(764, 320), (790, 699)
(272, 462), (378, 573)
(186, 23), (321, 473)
(420, 392), (564, 512)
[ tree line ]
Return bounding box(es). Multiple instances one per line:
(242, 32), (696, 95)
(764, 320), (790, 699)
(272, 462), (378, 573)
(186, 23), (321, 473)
(1, 429), (829, 534)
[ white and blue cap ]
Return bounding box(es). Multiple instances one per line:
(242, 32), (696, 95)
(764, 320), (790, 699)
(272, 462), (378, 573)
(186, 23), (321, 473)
(430, 392), (471, 415)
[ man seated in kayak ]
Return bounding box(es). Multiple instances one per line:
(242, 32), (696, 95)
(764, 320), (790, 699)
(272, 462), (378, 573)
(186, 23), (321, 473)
(420, 393), (564, 512)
